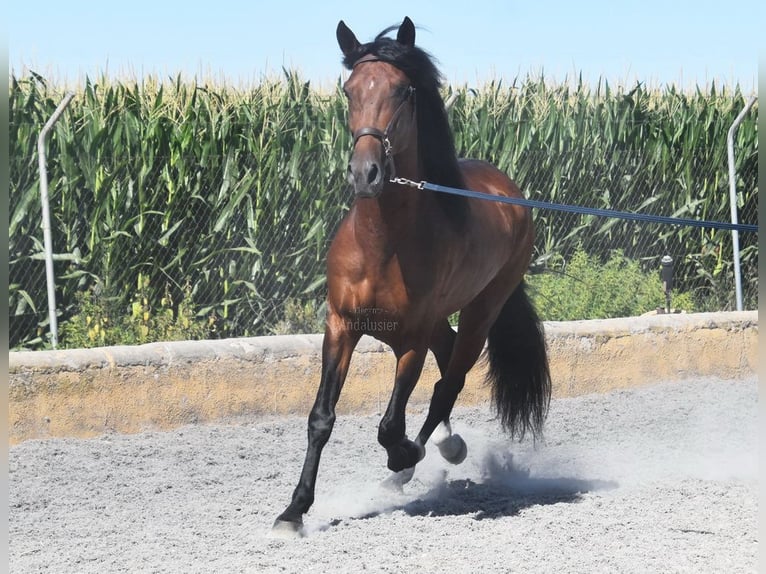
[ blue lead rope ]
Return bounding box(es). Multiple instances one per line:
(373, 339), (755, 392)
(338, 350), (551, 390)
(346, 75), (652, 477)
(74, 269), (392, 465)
(390, 177), (758, 233)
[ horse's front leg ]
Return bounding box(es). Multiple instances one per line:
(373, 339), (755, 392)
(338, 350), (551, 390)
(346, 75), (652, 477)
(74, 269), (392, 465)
(378, 344), (429, 472)
(273, 314), (360, 536)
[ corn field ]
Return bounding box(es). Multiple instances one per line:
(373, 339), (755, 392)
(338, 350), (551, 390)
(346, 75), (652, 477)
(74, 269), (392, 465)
(9, 72), (758, 349)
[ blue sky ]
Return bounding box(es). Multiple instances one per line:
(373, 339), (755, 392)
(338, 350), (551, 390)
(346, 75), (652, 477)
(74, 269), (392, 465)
(8, 0), (762, 91)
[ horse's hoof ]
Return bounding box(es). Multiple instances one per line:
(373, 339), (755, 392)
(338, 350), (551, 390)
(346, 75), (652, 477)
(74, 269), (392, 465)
(437, 433), (467, 465)
(387, 439), (425, 472)
(381, 466), (416, 492)
(271, 518), (305, 539)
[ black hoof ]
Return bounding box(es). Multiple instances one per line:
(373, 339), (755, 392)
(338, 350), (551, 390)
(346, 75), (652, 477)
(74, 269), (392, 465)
(436, 433), (467, 465)
(271, 518), (304, 539)
(386, 439), (425, 472)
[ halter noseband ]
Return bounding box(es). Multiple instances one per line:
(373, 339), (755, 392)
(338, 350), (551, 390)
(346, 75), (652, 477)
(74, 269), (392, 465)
(349, 55), (416, 180)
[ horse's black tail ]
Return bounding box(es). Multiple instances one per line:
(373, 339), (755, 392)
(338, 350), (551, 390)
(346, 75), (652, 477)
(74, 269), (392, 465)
(485, 281), (551, 440)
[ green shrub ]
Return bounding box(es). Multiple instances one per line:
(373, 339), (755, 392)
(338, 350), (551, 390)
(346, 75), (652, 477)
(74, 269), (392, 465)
(59, 273), (210, 348)
(528, 249), (695, 321)
(270, 298), (326, 335)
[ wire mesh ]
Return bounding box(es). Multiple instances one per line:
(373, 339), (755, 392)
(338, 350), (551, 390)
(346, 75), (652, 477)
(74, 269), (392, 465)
(10, 143), (757, 350)
(9, 77), (758, 349)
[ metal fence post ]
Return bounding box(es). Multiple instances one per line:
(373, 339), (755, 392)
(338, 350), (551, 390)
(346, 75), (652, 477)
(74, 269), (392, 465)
(726, 95), (756, 311)
(37, 92), (75, 348)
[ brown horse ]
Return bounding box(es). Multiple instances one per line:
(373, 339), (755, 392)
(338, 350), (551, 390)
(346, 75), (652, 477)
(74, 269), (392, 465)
(273, 17), (550, 535)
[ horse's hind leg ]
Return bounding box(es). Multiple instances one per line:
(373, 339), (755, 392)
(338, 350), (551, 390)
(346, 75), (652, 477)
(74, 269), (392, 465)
(416, 292), (509, 450)
(427, 320), (467, 464)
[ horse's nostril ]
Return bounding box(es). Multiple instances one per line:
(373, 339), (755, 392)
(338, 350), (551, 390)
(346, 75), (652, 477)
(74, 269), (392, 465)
(367, 163), (379, 185)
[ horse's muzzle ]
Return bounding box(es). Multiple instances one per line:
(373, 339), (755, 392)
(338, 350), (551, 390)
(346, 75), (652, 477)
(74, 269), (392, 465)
(347, 155), (386, 198)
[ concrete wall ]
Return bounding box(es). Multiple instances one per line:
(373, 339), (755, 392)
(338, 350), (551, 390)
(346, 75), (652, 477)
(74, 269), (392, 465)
(8, 311), (757, 444)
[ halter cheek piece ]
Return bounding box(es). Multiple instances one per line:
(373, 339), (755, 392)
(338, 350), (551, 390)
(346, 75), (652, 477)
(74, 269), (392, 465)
(350, 55), (416, 181)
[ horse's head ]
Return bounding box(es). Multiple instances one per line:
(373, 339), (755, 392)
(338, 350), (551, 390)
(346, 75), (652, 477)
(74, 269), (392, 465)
(337, 18), (418, 198)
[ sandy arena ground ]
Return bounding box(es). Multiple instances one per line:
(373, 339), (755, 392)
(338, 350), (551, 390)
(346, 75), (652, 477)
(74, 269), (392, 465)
(9, 376), (758, 573)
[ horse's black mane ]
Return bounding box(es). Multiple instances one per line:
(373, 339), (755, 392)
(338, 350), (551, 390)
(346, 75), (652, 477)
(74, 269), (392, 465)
(342, 26), (467, 224)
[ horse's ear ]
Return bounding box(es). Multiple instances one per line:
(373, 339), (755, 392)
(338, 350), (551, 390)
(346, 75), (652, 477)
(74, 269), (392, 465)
(397, 16), (416, 47)
(337, 20), (360, 56)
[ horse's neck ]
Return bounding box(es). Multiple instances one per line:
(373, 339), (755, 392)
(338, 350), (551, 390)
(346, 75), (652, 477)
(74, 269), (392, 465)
(352, 186), (424, 243)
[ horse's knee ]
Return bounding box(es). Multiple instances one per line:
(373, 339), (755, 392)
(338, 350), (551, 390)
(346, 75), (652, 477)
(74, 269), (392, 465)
(308, 410), (336, 448)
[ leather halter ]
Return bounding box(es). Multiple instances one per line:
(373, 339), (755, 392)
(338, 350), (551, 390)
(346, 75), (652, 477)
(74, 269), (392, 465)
(348, 55), (416, 180)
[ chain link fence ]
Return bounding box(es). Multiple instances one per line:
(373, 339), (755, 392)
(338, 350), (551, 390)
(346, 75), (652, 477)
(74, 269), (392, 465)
(9, 77), (758, 349)
(10, 146), (757, 349)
